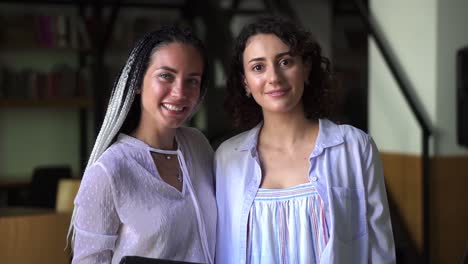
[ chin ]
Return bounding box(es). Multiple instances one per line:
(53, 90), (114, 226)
(168, 119), (189, 129)
(263, 104), (296, 113)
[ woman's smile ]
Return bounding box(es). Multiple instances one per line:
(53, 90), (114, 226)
(264, 87), (291, 97)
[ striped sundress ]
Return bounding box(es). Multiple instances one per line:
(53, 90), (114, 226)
(247, 182), (329, 264)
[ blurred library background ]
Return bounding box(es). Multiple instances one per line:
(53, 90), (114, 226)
(0, 0), (467, 263)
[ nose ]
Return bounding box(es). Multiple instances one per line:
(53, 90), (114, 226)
(171, 79), (187, 99)
(267, 65), (282, 85)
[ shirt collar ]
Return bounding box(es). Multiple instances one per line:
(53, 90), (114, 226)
(235, 119), (344, 157)
(237, 122), (263, 152)
(310, 119), (344, 157)
(117, 132), (180, 153)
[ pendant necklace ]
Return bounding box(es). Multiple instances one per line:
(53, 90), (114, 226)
(176, 170), (182, 182)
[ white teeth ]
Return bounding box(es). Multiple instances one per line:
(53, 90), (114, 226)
(163, 103), (184, 112)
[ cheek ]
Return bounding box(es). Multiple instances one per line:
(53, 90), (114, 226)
(187, 88), (201, 103)
(287, 69), (304, 86)
(245, 75), (263, 90)
(151, 81), (171, 97)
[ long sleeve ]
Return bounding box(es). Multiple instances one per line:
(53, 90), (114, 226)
(364, 136), (396, 264)
(72, 163), (121, 264)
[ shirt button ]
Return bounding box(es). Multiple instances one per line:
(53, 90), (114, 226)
(311, 176), (318, 182)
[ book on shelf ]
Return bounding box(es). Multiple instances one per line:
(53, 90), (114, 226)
(0, 14), (78, 49)
(0, 66), (89, 100)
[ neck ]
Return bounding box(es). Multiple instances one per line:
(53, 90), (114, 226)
(260, 110), (319, 149)
(132, 123), (177, 150)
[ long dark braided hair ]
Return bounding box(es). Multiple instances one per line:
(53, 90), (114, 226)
(69, 24), (208, 249)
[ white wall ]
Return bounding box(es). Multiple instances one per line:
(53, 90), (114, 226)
(0, 109), (81, 179)
(369, 0), (438, 154)
(369, 0), (468, 155)
(435, 0), (468, 155)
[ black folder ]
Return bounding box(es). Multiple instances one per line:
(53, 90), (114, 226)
(119, 256), (204, 264)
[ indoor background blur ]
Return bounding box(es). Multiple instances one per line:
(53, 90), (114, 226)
(0, 0), (467, 263)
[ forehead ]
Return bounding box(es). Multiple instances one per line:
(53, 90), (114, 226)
(243, 34), (290, 60)
(149, 42), (203, 70)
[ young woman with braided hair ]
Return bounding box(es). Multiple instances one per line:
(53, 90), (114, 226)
(70, 26), (215, 264)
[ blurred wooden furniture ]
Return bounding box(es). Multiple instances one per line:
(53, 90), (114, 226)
(0, 178), (30, 206)
(0, 178), (30, 189)
(56, 178), (81, 212)
(0, 208), (72, 264)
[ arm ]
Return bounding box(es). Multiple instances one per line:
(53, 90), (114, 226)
(364, 136), (396, 264)
(72, 163), (120, 264)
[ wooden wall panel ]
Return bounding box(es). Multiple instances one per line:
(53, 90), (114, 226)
(430, 156), (468, 264)
(381, 152), (468, 263)
(0, 212), (71, 264)
(381, 153), (423, 252)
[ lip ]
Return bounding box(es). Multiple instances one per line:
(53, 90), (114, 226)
(161, 102), (189, 115)
(265, 88), (290, 97)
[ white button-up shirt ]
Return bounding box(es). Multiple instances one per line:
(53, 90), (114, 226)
(215, 119), (395, 264)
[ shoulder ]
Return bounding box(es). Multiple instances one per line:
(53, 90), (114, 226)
(321, 119), (371, 148)
(339, 123), (371, 146)
(96, 141), (128, 167)
(214, 127), (258, 170)
(326, 120), (380, 161)
(215, 129), (253, 157)
(178, 126), (210, 144)
(78, 149), (119, 203)
(177, 127), (213, 151)
(85, 140), (135, 180)
(177, 126), (213, 153)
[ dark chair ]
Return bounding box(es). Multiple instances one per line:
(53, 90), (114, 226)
(28, 166), (72, 208)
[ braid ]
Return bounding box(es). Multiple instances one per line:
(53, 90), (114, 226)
(67, 25), (208, 251)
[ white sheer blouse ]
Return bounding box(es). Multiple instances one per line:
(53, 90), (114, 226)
(72, 127), (216, 264)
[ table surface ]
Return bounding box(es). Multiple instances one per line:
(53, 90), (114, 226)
(0, 207), (53, 217)
(0, 178), (30, 189)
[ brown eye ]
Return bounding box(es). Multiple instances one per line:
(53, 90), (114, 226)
(252, 65), (264, 72)
(280, 58), (291, 67)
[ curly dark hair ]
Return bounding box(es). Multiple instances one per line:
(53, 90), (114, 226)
(225, 16), (334, 129)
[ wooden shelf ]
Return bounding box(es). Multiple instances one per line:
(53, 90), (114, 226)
(0, 45), (82, 52)
(0, 97), (93, 108)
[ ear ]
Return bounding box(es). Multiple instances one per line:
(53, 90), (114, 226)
(243, 76), (250, 94)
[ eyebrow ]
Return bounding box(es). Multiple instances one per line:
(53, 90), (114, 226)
(157, 66), (202, 77)
(247, 51), (292, 64)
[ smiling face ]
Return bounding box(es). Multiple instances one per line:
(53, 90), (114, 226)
(139, 42), (203, 132)
(242, 33), (310, 117)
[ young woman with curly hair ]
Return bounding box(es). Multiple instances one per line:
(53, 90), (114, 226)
(215, 17), (395, 264)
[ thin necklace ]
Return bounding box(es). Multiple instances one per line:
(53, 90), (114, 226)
(163, 154), (182, 182)
(176, 170), (182, 182)
(165, 154), (175, 160)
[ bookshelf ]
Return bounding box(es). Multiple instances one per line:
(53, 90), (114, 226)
(0, 97), (92, 108)
(0, 1), (184, 182)
(0, 3), (93, 181)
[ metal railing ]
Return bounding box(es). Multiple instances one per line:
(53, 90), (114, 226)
(351, 1), (433, 263)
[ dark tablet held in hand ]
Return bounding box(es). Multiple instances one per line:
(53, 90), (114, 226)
(119, 256), (205, 264)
